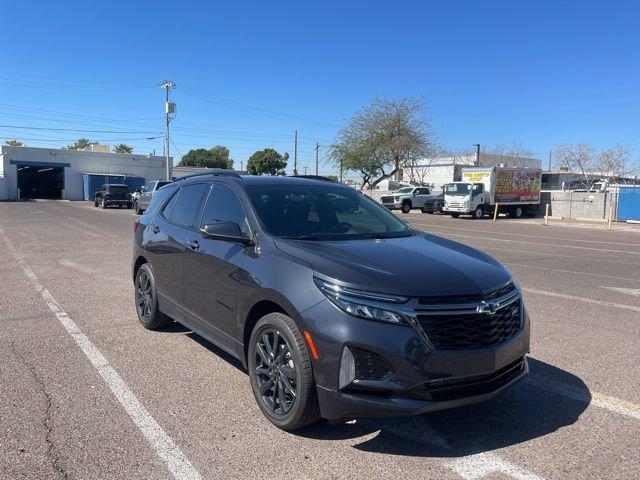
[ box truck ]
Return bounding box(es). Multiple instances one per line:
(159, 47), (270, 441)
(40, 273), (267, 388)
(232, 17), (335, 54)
(443, 167), (542, 219)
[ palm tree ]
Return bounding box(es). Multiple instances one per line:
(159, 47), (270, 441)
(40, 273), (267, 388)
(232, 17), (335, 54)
(113, 144), (133, 154)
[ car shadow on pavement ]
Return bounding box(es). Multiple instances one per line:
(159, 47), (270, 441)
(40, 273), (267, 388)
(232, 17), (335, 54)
(296, 358), (590, 458)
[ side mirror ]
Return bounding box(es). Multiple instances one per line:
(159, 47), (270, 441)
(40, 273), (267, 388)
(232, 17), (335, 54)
(201, 221), (252, 245)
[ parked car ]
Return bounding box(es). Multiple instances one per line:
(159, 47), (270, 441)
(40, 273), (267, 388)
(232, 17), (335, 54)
(380, 186), (440, 213)
(134, 180), (172, 214)
(131, 187), (142, 204)
(94, 184), (133, 209)
(132, 173), (529, 430)
(421, 192), (444, 214)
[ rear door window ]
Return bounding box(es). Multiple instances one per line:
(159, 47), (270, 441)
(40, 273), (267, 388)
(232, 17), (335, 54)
(108, 186), (129, 194)
(165, 183), (210, 228)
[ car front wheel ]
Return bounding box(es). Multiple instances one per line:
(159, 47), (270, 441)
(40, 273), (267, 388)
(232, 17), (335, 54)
(248, 313), (320, 430)
(473, 206), (484, 219)
(401, 201), (412, 213)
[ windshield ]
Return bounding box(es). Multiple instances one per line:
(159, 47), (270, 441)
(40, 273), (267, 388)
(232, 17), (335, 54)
(444, 183), (471, 196)
(247, 184), (415, 240)
(157, 181), (172, 189)
(395, 187), (414, 194)
(108, 185), (129, 194)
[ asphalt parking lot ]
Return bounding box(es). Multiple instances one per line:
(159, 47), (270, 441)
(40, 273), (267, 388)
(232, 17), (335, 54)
(1, 201), (639, 480)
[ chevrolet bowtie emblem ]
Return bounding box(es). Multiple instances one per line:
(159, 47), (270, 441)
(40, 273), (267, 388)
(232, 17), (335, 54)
(476, 301), (500, 315)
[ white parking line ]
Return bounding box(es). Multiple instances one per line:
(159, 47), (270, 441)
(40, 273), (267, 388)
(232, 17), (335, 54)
(408, 220), (640, 247)
(528, 376), (640, 421)
(601, 286), (640, 297)
(505, 262), (640, 283)
(522, 287), (640, 313)
(449, 452), (545, 480)
(0, 226), (201, 480)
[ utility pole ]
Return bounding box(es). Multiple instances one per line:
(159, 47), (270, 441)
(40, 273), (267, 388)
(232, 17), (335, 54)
(160, 81), (176, 180)
(314, 141), (320, 176)
(548, 149), (552, 172)
(339, 158), (343, 183)
(293, 130), (298, 175)
(304, 166), (308, 175)
(473, 144), (481, 167)
(240, 161), (244, 172)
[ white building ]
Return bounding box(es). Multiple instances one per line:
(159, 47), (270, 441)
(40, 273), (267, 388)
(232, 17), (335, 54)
(375, 153), (542, 191)
(0, 145), (170, 201)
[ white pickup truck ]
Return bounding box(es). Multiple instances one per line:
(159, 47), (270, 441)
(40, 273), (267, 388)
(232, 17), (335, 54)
(380, 186), (440, 213)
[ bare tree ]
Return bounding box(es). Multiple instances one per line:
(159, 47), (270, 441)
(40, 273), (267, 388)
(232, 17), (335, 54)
(598, 145), (630, 178)
(552, 144), (598, 188)
(5, 139), (24, 147)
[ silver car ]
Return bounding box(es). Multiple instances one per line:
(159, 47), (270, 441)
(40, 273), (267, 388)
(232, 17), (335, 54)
(134, 180), (172, 214)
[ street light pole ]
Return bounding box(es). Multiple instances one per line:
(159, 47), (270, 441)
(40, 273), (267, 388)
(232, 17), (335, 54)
(314, 141), (320, 176)
(474, 144), (481, 166)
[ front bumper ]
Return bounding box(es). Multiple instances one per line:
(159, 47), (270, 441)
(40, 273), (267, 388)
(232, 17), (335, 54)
(300, 299), (530, 420)
(443, 206), (470, 213)
(381, 201), (401, 210)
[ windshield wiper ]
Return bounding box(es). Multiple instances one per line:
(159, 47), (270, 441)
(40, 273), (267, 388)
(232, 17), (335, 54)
(281, 235), (322, 241)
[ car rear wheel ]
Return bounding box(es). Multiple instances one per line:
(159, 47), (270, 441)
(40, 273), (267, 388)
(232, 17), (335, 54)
(135, 263), (171, 330)
(248, 313), (320, 430)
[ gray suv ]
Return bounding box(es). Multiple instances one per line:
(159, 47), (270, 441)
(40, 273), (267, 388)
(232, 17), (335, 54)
(132, 172), (529, 430)
(134, 180), (172, 214)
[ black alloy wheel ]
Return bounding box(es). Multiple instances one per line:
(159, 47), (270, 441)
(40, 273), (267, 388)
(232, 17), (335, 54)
(248, 313), (320, 430)
(134, 263), (171, 329)
(254, 328), (298, 415)
(401, 201), (412, 213)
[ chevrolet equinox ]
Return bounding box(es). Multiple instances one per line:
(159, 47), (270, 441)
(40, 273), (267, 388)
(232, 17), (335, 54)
(132, 171), (529, 430)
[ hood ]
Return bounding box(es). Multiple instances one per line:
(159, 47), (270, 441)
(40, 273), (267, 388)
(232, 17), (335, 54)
(274, 232), (512, 297)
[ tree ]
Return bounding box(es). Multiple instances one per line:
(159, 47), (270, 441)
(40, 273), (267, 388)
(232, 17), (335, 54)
(329, 97), (432, 190)
(65, 138), (96, 150)
(178, 145), (234, 169)
(247, 148), (289, 175)
(5, 139), (24, 147)
(552, 143), (633, 188)
(113, 144), (133, 154)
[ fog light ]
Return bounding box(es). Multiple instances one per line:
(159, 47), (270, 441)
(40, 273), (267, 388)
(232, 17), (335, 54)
(339, 346), (355, 389)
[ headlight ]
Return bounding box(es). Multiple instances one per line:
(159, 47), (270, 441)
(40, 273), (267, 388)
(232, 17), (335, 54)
(394, 196), (400, 201)
(314, 277), (409, 324)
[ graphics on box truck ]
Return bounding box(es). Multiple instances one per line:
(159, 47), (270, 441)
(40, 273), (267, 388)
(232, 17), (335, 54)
(495, 170), (541, 203)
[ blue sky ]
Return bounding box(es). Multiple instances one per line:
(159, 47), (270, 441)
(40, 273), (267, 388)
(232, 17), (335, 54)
(1, 0), (638, 176)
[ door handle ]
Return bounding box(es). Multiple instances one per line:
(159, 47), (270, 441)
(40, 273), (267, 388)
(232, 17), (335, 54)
(186, 240), (200, 250)
(151, 225), (160, 234)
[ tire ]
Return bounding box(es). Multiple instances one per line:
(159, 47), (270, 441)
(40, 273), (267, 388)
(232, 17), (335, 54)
(450, 213), (460, 218)
(134, 263), (171, 330)
(94, 200), (98, 207)
(134, 201), (143, 215)
(473, 206), (484, 219)
(401, 201), (412, 214)
(101, 198), (107, 209)
(510, 206), (523, 218)
(248, 313), (321, 430)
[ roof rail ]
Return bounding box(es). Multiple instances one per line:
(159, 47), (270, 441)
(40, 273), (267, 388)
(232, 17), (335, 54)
(290, 175), (336, 183)
(172, 169), (242, 181)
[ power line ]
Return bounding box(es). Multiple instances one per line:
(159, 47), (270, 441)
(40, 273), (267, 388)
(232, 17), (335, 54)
(0, 124), (161, 134)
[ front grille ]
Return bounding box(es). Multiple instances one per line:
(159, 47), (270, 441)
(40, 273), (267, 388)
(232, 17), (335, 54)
(380, 196), (395, 203)
(417, 299), (521, 350)
(401, 357), (525, 402)
(351, 347), (394, 381)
